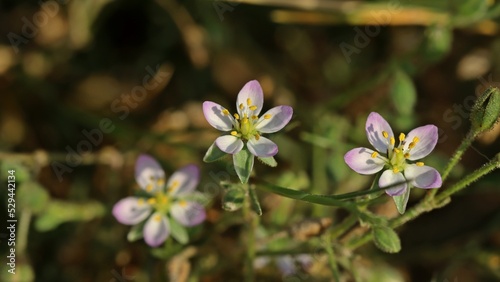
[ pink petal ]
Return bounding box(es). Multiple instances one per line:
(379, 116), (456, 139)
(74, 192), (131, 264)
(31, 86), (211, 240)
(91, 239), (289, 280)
(365, 112), (394, 153)
(143, 212), (170, 247)
(135, 154), (166, 193)
(379, 170), (407, 196)
(404, 125), (438, 160)
(112, 197), (152, 225)
(170, 201), (206, 227)
(247, 136), (278, 157)
(404, 164), (442, 188)
(255, 106), (293, 133)
(236, 80), (264, 116)
(215, 135), (244, 154)
(166, 165), (200, 196)
(344, 147), (387, 175)
(202, 101), (235, 131)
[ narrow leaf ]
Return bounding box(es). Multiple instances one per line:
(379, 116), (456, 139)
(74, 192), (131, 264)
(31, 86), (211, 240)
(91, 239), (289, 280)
(169, 217), (189, 244)
(372, 225), (401, 253)
(393, 187), (411, 214)
(249, 185), (262, 216)
(203, 142), (227, 162)
(233, 147), (254, 184)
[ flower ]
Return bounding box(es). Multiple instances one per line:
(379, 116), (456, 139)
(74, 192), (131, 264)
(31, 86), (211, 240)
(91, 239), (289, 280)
(202, 80), (293, 157)
(344, 112), (442, 196)
(254, 254), (312, 277)
(112, 154), (206, 247)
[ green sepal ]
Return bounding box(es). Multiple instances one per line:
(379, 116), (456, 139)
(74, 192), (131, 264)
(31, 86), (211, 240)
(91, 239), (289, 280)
(393, 187), (411, 214)
(203, 142), (227, 163)
(372, 225), (402, 253)
(222, 184), (245, 212)
(127, 221), (145, 242)
(257, 156), (277, 167)
(470, 87), (500, 134)
(249, 185), (262, 216)
(169, 217), (189, 244)
(233, 147), (254, 184)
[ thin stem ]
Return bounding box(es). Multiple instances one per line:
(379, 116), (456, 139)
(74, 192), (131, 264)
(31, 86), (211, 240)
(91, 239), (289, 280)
(440, 131), (477, 182)
(330, 214), (358, 240)
(17, 209), (32, 256)
(322, 235), (341, 281)
(242, 183), (256, 282)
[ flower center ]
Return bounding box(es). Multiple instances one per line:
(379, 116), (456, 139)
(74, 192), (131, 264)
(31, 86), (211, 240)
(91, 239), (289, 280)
(373, 131), (425, 173)
(221, 98), (273, 141)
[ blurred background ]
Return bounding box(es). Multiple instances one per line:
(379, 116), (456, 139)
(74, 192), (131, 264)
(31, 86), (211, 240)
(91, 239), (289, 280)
(0, 0), (500, 281)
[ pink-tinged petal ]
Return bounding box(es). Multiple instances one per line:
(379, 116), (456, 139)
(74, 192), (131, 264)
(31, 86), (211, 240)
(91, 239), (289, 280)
(112, 197), (152, 225)
(379, 170), (407, 196)
(143, 212), (169, 247)
(215, 135), (244, 154)
(404, 164), (442, 189)
(247, 136), (278, 157)
(202, 101), (235, 131)
(170, 201), (206, 227)
(166, 165), (200, 196)
(344, 147), (387, 175)
(236, 80), (264, 116)
(404, 125), (438, 160)
(255, 106), (293, 133)
(365, 112), (394, 153)
(135, 154), (166, 193)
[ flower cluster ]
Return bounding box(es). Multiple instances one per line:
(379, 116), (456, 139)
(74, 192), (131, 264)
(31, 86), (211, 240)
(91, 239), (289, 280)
(344, 112), (442, 196)
(112, 155), (206, 247)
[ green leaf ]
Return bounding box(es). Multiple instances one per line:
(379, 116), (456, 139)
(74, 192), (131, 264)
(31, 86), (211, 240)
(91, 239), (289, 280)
(1, 161), (31, 182)
(372, 225), (401, 253)
(222, 185), (245, 212)
(424, 24), (452, 62)
(35, 200), (105, 232)
(257, 156), (277, 167)
(393, 187), (411, 214)
(169, 217), (189, 244)
(203, 142), (227, 162)
(233, 147), (254, 184)
(17, 181), (50, 213)
(249, 185), (262, 216)
(390, 69), (416, 116)
(0, 261), (34, 282)
(127, 222), (145, 242)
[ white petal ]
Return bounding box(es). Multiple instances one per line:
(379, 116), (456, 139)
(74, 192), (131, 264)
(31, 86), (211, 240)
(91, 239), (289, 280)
(403, 125), (438, 160)
(365, 112), (394, 153)
(135, 154), (166, 193)
(404, 164), (442, 188)
(215, 135), (244, 154)
(170, 201), (206, 227)
(379, 170), (407, 196)
(143, 212), (170, 247)
(112, 197), (152, 225)
(166, 165), (199, 196)
(255, 106), (293, 133)
(344, 147), (387, 175)
(247, 136), (278, 157)
(202, 101), (235, 131)
(236, 80), (264, 116)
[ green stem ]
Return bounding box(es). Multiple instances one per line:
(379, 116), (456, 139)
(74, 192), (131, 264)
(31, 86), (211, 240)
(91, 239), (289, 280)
(17, 209), (32, 256)
(440, 130), (477, 182)
(322, 235), (340, 281)
(242, 183), (256, 282)
(330, 214), (358, 240)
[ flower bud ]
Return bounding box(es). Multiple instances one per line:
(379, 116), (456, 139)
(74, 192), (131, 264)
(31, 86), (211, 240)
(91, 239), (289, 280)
(470, 87), (500, 134)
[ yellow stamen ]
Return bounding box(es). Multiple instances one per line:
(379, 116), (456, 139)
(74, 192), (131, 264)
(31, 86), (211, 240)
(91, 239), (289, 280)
(154, 214), (162, 222)
(242, 118), (249, 124)
(416, 162), (424, 166)
(231, 131), (238, 136)
(161, 196), (168, 204)
(404, 153), (410, 159)
(222, 109), (229, 116)
(399, 133), (405, 142)
(147, 198), (156, 205)
(247, 98), (251, 106)
(146, 183), (153, 192)
(408, 142), (416, 149)
(251, 115), (258, 120)
(179, 200), (187, 207)
(157, 178), (164, 187)
(239, 103), (244, 110)
(390, 137), (395, 146)
(234, 113), (240, 120)
(371, 151), (378, 158)
(264, 114), (272, 119)
(249, 105), (257, 111)
(393, 148), (401, 153)
(412, 137), (419, 143)
(255, 134), (260, 141)
(382, 131), (389, 138)
(393, 167), (400, 173)
(138, 198), (145, 206)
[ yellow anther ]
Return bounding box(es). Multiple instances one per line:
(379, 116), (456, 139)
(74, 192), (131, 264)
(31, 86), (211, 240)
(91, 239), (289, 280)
(251, 115), (258, 120)
(146, 184), (153, 192)
(161, 196), (168, 204)
(264, 114), (272, 119)
(138, 198), (145, 206)
(242, 117), (249, 124)
(234, 113), (240, 119)
(179, 200), (187, 207)
(249, 105), (257, 111)
(399, 133), (405, 142)
(393, 167), (400, 173)
(416, 162), (424, 166)
(247, 98), (252, 106)
(382, 131), (389, 138)
(390, 137), (395, 146)
(371, 151), (378, 158)
(255, 134), (260, 141)
(412, 137), (419, 143)
(147, 198), (156, 205)
(239, 103), (244, 110)
(408, 142), (416, 149)
(394, 148), (401, 153)
(157, 178), (165, 187)
(404, 153), (410, 159)
(154, 214), (162, 222)
(231, 131), (238, 136)
(222, 109), (230, 116)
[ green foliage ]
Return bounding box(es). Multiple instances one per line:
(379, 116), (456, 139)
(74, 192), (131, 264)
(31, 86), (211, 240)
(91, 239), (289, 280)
(393, 187), (411, 214)
(222, 184), (245, 212)
(1, 161), (30, 182)
(203, 143), (227, 162)
(169, 217), (189, 244)
(372, 225), (402, 253)
(127, 222), (145, 242)
(470, 87), (500, 134)
(248, 185), (262, 216)
(257, 156), (277, 167)
(233, 147), (254, 184)
(35, 200), (105, 232)
(17, 181), (50, 213)
(390, 68), (416, 116)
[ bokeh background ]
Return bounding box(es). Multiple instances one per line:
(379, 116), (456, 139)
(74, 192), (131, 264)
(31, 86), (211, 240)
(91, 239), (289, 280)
(1, 0), (500, 281)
